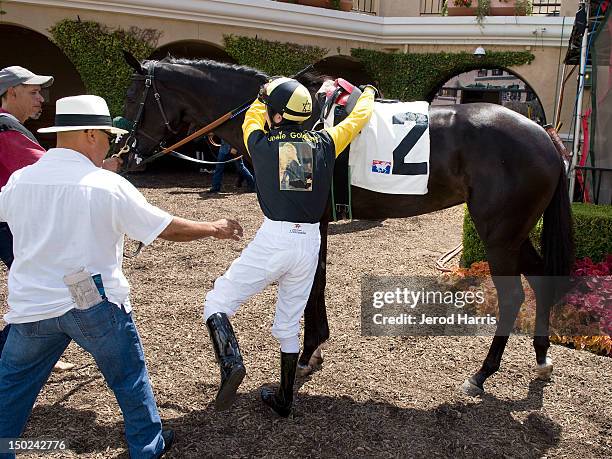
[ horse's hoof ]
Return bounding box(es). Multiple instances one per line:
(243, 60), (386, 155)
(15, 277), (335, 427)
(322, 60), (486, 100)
(460, 378), (484, 397)
(308, 354), (323, 370)
(296, 363), (313, 378)
(536, 357), (553, 380)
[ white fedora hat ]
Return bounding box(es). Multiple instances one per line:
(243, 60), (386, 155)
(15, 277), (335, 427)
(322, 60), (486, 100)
(38, 95), (128, 135)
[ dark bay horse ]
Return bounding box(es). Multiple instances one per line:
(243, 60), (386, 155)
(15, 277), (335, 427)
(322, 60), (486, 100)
(121, 55), (574, 395)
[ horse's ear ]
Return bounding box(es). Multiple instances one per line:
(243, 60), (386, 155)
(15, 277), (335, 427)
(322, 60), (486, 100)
(123, 50), (145, 75)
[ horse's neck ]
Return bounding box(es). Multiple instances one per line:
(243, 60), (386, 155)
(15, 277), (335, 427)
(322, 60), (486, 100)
(164, 63), (273, 153)
(187, 69), (264, 153)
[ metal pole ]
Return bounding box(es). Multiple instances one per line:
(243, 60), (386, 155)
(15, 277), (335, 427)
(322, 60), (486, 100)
(553, 15), (567, 128)
(553, 63), (567, 127)
(569, 1), (590, 200)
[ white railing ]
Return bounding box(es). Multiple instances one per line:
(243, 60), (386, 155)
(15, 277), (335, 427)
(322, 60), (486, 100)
(9, 0), (573, 46)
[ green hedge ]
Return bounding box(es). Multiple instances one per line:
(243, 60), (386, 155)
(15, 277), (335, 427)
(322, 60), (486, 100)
(223, 36), (534, 100)
(571, 203), (612, 260)
(49, 20), (535, 116)
(462, 203), (612, 266)
(50, 20), (160, 116)
(351, 49), (535, 100)
(461, 208), (488, 268)
(223, 35), (328, 77)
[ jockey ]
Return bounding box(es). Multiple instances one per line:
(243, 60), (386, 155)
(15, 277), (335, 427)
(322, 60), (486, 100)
(203, 77), (376, 416)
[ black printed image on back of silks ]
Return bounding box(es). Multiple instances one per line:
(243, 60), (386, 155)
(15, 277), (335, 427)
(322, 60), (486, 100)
(278, 141), (313, 191)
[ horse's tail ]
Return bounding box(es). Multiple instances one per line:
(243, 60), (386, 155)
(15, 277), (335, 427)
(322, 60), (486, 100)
(541, 166), (575, 296)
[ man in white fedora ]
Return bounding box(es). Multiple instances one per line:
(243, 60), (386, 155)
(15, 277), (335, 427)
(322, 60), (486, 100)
(0, 95), (243, 458)
(0, 65), (77, 371)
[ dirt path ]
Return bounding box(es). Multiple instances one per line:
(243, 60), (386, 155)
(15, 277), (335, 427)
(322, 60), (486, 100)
(3, 171), (610, 458)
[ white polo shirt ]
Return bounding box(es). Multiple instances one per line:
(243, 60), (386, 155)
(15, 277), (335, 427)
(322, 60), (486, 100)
(0, 148), (173, 323)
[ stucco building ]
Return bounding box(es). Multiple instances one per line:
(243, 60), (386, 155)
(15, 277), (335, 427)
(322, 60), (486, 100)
(1, 0), (580, 143)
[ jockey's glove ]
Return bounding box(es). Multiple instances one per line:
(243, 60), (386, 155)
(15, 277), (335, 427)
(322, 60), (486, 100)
(257, 85), (267, 104)
(359, 85), (379, 98)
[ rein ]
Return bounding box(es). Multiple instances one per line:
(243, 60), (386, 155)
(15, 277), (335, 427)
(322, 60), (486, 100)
(168, 150), (244, 166)
(129, 101), (252, 170)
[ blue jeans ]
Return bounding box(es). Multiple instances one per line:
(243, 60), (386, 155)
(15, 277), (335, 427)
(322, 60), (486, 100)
(0, 222), (13, 358)
(211, 143), (255, 191)
(0, 301), (165, 459)
(0, 326), (8, 359)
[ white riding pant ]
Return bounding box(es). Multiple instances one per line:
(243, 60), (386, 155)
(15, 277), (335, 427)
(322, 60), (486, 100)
(204, 217), (321, 353)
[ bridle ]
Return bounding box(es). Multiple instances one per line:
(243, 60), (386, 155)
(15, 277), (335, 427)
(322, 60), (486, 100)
(118, 62), (254, 173)
(118, 63), (181, 172)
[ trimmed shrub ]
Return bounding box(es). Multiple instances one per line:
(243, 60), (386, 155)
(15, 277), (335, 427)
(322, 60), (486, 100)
(351, 48), (535, 100)
(223, 35), (328, 77)
(572, 203), (612, 260)
(223, 40), (533, 101)
(462, 203), (612, 266)
(50, 20), (160, 116)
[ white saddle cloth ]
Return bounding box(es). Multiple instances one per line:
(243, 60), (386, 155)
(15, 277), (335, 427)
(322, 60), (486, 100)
(347, 101), (430, 195)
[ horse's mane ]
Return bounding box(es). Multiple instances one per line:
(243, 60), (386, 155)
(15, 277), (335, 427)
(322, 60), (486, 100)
(156, 56), (269, 80)
(146, 56), (327, 90)
(296, 71), (328, 92)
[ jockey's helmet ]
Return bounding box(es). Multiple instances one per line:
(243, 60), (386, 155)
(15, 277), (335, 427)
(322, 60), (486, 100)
(260, 77), (312, 123)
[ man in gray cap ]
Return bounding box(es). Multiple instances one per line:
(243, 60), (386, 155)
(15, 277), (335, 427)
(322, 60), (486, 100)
(0, 65), (54, 185)
(0, 66), (71, 369)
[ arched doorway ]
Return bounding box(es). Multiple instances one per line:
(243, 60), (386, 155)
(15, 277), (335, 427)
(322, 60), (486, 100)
(429, 68), (546, 125)
(1, 24), (86, 148)
(149, 40), (236, 63)
(313, 55), (374, 86)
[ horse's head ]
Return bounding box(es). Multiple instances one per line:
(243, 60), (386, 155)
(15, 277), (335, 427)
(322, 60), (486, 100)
(119, 51), (329, 170)
(119, 52), (274, 170)
(119, 53), (189, 169)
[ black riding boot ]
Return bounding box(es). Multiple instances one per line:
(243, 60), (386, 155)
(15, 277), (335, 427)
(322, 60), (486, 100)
(206, 312), (246, 411)
(261, 351), (299, 417)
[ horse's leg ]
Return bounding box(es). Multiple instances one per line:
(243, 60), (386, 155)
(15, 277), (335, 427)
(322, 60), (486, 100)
(519, 240), (554, 379)
(299, 213), (330, 376)
(462, 246), (525, 396)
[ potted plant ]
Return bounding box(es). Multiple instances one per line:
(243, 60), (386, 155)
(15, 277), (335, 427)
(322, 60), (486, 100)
(514, 0), (532, 15)
(298, 0), (353, 11)
(447, 0), (477, 16)
(474, 0), (491, 23)
(297, 0), (329, 8)
(489, 0), (514, 15)
(446, 0), (531, 19)
(331, 0), (353, 11)
(489, 0), (531, 16)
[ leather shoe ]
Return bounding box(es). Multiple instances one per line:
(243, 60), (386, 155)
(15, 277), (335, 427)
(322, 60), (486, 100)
(159, 429), (174, 457)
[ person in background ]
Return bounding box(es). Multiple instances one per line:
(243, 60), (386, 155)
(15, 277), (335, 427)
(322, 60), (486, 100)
(208, 140), (255, 193)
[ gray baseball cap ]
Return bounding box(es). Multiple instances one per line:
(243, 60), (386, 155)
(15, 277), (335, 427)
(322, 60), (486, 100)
(0, 66), (54, 96)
